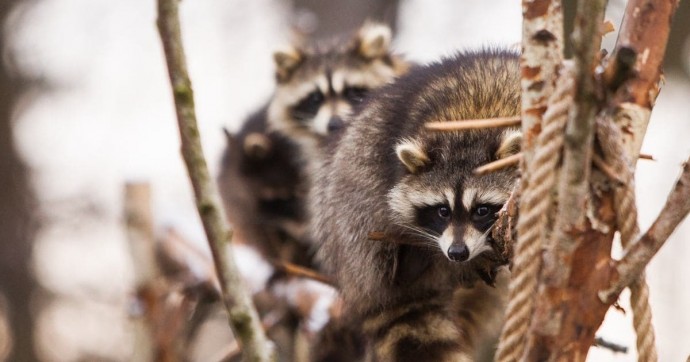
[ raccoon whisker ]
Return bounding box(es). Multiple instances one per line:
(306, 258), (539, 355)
(474, 153), (522, 175)
(425, 116), (521, 131)
(397, 224), (440, 244)
(481, 224), (496, 239)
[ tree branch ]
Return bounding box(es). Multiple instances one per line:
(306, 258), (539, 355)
(602, 157), (690, 301)
(609, 0), (680, 159)
(156, 1), (275, 361)
(522, 0), (611, 359)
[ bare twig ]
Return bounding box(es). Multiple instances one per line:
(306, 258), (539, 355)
(156, 1), (275, 361)
(271, 261), (334, 286)
(596, 113), (658, 362)
(474, 153), (522, 175)
(594, 336), (628, 354)
(425, 116), (521, 131)
(592, 153), (625, 185)
(367, 231), (386, 241)
(367, 231), (431, 246)
(603, 157), (690, 301)
(553, 0), (606, 237)
(604, 2), (681, 358)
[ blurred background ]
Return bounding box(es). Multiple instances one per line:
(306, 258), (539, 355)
(0, 0), (688, 361)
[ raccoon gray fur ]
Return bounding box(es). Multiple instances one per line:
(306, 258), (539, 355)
(311, 49), (522, 361)
(218, 105), (313, 267)
(268, 22), (410, 162)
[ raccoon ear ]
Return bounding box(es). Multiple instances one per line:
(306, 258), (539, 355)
(273, 46), (303, 83)
(395, 139), (429, 174)
(355, 23), (392, 60)
(496, 130), (522, 160)
(243, 132), (272, 159)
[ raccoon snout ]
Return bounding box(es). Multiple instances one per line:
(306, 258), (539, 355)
(447, 243), (469, 262)
(327, 116), (345, 133)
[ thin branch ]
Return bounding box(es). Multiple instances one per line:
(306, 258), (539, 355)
(425, 116), (521, 131)
(367, 231), (386, 241)
(594, 336), (628, 354)
(553, 0), (606, 233)
(592, 153), (625, 185)
(602, 157), (690, 302)
(271, 261), (334, 286)
(156, 1), (275, 361)
(473, 153), (522, 175)
(367, 231), (432, 246)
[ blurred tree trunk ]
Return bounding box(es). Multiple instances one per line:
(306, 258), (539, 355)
(0, 0), (39, 361)
(290, 0), (400, 39)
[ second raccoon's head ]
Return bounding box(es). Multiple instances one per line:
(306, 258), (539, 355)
(388, 129), (522, 263)
(267, 23), (408, 146)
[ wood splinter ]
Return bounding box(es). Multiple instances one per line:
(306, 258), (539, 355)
(474, 153), (522, 175)
(271, 260), (334, 286)
(592, 153), (625, 185)
(426, 116), (521, 131)
(474, 151), (653, 176)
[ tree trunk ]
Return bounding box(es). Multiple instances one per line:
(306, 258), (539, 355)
(0, 1), (39, 360)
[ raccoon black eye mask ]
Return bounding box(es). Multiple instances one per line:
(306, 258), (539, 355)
(390, 130), (520, 263)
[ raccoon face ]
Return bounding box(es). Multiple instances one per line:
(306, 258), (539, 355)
(268, 23), (407, 143)
(388, 130), (522, 262)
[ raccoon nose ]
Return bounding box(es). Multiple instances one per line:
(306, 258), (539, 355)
(448, 244), (469, 262)
(327, 116), (345, 133)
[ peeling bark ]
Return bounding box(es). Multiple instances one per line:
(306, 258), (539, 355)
(495, 0), (684, 360)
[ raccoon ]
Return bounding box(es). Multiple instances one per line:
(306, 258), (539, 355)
(312, 49), (522, 361)
(218, 106), (312, 267)
(267, 22), (410, 161)
(219, 23), (408, 361)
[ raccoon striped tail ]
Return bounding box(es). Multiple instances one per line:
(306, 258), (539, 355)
(361, 298), (473, 362)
